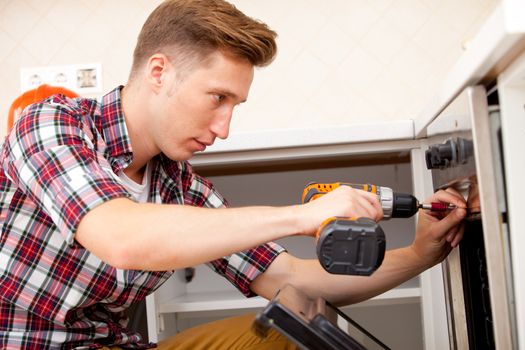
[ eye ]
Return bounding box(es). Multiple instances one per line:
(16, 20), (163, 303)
(212, 94), (226, 103)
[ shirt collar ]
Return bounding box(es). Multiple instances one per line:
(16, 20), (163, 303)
(99, 86), (134, 172)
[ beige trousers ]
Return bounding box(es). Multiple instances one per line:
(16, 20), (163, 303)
(103, 313), (298, 350)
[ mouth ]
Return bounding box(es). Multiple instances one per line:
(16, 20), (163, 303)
(194, 139), (213, 152)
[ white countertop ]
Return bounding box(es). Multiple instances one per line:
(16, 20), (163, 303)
(199, 1), (525, 155)
(202, 120), (414, 154)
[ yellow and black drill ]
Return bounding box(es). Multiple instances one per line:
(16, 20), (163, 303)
(302, 182), (454, 276)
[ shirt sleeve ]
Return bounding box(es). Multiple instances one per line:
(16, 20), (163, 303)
(181, 164), (286, 297)
(1, 98), (131, 246)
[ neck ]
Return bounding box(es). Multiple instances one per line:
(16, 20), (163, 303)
(121, 82), (158, 174)
(124, 163), (147, 184)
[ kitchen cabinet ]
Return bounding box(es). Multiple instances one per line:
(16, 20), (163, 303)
(146, 137), (430, 350)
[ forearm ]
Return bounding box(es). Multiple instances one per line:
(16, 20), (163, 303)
(77, 185), (387, 271)
(252, 248), (427, 306)
(77, 198), (301, 270)
(319, 247), (427, 305)
(252, 189), (466, 305)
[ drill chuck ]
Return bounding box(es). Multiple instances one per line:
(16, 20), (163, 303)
(376, 186), (393, 218)
(373, 186), (419, 219)
(391, 192), (419, 218)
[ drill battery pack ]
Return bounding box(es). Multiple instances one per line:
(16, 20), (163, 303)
(316, 217), (386, 276)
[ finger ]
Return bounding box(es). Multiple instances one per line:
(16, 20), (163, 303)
(357, 189), (382, 206)
(437, 187), (463, 199)
(438, 190), (466, 208)
(429, 210), (446, 220)
(432, 189), (466, 208)
(360, 190), (383, 219)
(443, 187), (463, 197)
(428, 207), (466, 239)
(446, 226), (458, 242)
(446, 223), (462, 244)
(451, 224), (465, 247)
(444, 188), (469, 210)
(420, 207), (445, 221)
(356, 195), (383, 221)
(340, 188), (380, 220)
(329, 187), (380, 219)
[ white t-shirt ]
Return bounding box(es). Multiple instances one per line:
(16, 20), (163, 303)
(117, 161), (152, 203)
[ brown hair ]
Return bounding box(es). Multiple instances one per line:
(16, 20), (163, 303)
(129, 0), (277, 80)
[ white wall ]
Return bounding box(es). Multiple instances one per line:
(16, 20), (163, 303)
(0, 0), (498, 139)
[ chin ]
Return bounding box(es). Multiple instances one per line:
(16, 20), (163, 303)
(174, 154), (194, 161)
(162, 149), (192, 161)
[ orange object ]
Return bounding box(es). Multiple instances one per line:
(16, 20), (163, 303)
(301, 182), (378, 204)
(7, 84), (79, 132)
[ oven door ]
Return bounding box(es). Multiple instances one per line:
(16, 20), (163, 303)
(425, 86), (516, 349)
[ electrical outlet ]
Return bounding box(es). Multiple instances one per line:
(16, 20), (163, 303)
(20, 63), (102, 94)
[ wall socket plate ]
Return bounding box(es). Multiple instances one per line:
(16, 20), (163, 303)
(20, 63), (102, 94)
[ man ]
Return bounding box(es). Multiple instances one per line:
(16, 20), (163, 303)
(0, 0), (466, 349)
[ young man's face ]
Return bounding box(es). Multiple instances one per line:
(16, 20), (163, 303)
(153, 51), (254, 161)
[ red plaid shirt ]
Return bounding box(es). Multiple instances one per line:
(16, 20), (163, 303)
(0, 86), (284, 349)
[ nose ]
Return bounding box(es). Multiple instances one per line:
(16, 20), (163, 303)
(210, 107), (233, 140)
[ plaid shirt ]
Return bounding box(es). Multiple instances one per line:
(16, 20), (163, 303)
(0, 86), (285, 349)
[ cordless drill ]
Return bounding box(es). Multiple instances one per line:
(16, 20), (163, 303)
(302, 182), (454, 276)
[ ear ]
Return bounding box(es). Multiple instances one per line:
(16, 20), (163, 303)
(145, 54), (171, 93)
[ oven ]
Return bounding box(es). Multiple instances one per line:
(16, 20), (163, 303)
(424, 86), (517, 349)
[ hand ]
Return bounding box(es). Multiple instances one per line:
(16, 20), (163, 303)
(300, 186), (383, 236)
(411, 188), (467, 268)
